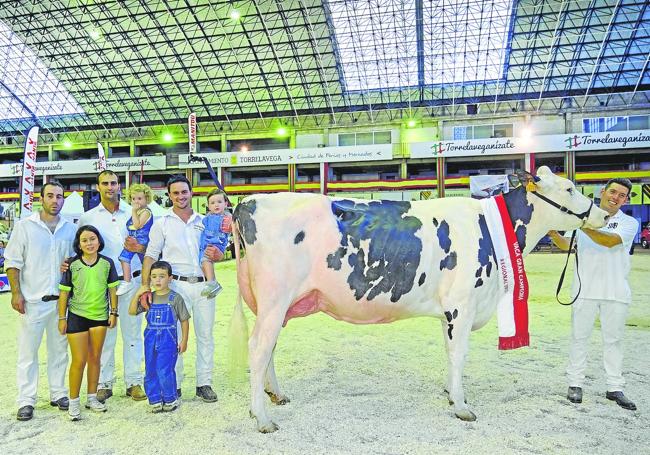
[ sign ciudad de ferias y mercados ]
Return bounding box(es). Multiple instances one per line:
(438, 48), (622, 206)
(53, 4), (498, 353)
(179, 144), (394, 168)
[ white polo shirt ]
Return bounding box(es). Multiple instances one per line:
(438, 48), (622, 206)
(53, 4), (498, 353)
(145, 209), (204, 277)
(571, 210), (638, 303)
(78, 200), (139, 276)
(4, 212), (77, 302)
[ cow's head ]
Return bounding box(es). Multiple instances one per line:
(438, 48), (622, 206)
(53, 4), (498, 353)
(527, 166), (608, 231)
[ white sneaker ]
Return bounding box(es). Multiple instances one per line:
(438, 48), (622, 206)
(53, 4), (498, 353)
(85, 396), (107, 413)
(68, 398), (81, 421)
(201, 281), (222, 298)
(162, 399), (179, 412)
(150, 403), (163, 413)
(116, 280), (134, 296)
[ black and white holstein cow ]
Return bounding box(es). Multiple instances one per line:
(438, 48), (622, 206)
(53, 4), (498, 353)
(231, 166), (609, 433)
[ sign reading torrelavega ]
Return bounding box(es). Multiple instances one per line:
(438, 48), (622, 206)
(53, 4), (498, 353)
(0, 156), (167, 178)
(410, 129), (650, 158)
(179, 144), (393, 168)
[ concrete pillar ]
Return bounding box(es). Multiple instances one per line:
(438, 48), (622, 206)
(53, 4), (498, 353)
(436, 157), (445, 198)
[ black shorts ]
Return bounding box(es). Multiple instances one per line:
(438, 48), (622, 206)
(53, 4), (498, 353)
(66, 312), (109, 334)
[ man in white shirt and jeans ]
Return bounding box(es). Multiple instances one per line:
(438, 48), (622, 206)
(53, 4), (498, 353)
(142, 174), (224, 403)
(6, 182), (77, 421)
(549, 177), (639, 410)
(77, 170), (147, 402)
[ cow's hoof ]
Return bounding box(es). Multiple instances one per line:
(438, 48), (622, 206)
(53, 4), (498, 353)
(266, 390), (291, 405)
(257, 421), (279, 433)
(455, 409), (477, 421)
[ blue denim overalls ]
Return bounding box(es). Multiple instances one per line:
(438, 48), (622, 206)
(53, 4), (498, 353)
(199, 213), (230, 262)
(144, 291), (179, 405)
(118, 208), (154, 264)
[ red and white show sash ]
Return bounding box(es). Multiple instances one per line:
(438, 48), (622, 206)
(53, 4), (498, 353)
(479, 194), (530, 350)
(19, 126), (39, 219)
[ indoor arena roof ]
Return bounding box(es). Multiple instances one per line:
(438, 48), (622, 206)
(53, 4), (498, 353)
(0, 0), (649, 135)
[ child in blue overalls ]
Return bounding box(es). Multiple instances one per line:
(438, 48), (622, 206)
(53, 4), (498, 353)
(117, 183), (154, 296)
(129, 261), (190, 412)
(199, 188), (232, 298)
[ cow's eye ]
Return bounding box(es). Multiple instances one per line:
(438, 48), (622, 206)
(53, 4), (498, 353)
(566, 188), (574, 195)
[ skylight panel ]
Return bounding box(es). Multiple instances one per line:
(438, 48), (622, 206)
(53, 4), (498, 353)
(0, 20), (84, 121)
(327, 0), (419, 91)
(423, 0), (514, 85)
(327, 0), (514, 91)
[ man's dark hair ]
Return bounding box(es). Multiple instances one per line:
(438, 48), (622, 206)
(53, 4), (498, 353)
(73, 225), (105, 256)
(150, 260), (173, 276)
(41, 181), (64, 199)
(167, 174), (192, 194)
(97, 169), (118, 184)
(604, 177), (633, 197)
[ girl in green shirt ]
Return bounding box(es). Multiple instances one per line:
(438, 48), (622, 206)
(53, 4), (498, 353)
(58, 225), (119, 421)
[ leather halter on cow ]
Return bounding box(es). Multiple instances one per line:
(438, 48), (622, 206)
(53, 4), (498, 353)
(230, 166), (609, 433)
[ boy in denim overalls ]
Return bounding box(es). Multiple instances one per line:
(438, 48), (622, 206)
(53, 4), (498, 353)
(129, 260), (190, 412)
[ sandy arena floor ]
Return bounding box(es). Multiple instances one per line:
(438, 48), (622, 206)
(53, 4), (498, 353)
(0, 254), (648, 455)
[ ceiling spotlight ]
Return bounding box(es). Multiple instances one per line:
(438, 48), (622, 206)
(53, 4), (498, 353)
(276, 127), (288, 137)
(162, 132), (173, 143)
(230, 10), (241, 20)
(240, 146), (249, 152)
(63, 140), (72, 148)
(89, 29), (101, 40)
(520, 127), (533, 139)
(406, 119), (417, 128)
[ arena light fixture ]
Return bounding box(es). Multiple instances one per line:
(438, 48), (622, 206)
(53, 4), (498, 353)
(276, 126), (288, 137)
(89, 29), (101, 40)
(240, 145), (249, 152)
(406, 119), (417, 128)
(162, 132), (173, 143)
(63, 140), (72, 148)
(230, 10), (241, 21)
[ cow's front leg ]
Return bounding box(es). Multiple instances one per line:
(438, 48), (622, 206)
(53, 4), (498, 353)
(440, 311), (476, 422)
(265, 347), (290, 405)
(249, 310), (285, 433)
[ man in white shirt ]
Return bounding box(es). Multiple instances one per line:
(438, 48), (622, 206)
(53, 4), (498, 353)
(142, 174), (223, 403)
(77, 170), (146, 402)
(5, 182), (77, 421)
(549, 177), (639, 410)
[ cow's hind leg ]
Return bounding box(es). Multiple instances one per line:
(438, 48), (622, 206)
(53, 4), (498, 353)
(249, 310), (285, 433)
(440, 313), (477, 422)
(265, 347), (290, 405)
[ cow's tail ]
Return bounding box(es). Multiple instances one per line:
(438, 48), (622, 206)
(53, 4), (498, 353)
(228, 219), (249, 385)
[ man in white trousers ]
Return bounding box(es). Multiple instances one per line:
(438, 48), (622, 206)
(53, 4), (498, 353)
(6, 182), (77, 421)
(549, 177), (639, 410)
(78, 170), (146, 402)
(141, 174), (223, 403)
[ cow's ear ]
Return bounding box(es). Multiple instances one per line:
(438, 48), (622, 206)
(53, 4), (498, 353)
(533, 168), (554, 193)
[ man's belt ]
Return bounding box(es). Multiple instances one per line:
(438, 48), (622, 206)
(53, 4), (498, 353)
(172, 274), (206, 283)
(42, 295), (59, 302)
(117, 270), (141, 281)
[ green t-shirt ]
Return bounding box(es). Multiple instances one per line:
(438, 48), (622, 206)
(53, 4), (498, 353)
(59, 254), (119, 321)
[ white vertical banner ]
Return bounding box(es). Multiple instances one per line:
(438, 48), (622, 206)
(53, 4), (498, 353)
(188, 112), (197, 155)
(97, 142), (107, 171)
(20, 126), (39, 219)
